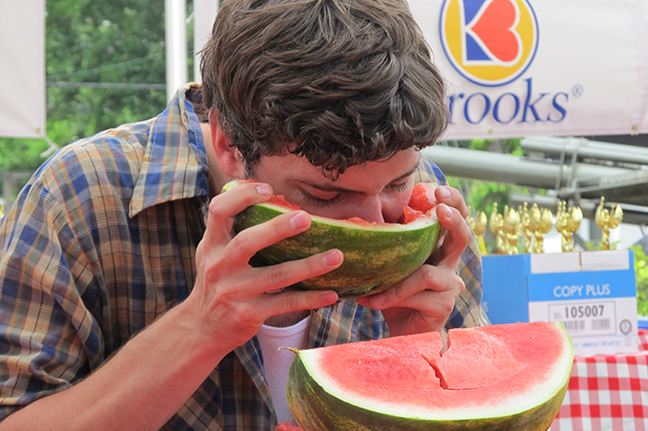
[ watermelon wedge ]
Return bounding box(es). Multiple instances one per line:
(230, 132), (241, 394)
(223, 181), (441, 297)
(287, 322), (573, 430)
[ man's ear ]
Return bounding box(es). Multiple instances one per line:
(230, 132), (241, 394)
(210, 117), (245, 179)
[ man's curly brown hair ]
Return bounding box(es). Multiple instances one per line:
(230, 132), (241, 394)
(200, 0), (448, 176)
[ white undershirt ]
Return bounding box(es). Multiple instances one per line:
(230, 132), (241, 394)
(257, 315), (311, 424)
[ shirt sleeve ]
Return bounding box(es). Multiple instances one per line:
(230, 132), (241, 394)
(417, 154), (491, 329)
(0, 162), (103, 420)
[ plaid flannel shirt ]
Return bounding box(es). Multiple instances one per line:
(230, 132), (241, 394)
(0, 84), (489, 430)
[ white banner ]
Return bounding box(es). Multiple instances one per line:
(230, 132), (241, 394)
(409, 0), (648, 140)
(192, 0), (220, 82)
(0, 0), (46, 139)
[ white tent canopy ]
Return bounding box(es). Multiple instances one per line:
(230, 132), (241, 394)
(0, 0), (46, 139)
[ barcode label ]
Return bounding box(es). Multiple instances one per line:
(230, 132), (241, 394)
(529, 294), (638, 355)
(592, 319), (611, 330)
(561, 320), (618, 333)
(548, 301), (617, 337)
(562, 320), (586, 331)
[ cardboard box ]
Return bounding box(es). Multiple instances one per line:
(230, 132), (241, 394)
(482, 250), (639, 356)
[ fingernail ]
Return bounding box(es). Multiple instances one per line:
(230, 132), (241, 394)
(322, 249), (342, 267)
(439, 187), (451, 201)
(256, 184), (272, 196)
(289, 211), (310, 230)
(370, 295), (385, 309)
(321, 291), (338, 304)
(441, 204), (453, 220)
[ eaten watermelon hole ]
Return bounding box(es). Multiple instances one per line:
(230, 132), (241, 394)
(423, 332), (487, 391)
(424, 354), (450, 390)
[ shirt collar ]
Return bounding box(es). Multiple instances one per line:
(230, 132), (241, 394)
(129, 83), (211, 217)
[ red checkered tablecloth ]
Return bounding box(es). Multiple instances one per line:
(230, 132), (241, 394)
(549, 330), (648, 431)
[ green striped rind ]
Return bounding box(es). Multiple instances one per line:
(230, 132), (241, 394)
(287, 354), (570, 431)
(233, 201), (440, 297)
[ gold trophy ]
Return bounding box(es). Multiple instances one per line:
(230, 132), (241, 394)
(595, 197), (623, 250)
(503, 205), (520, 254)
(529, 203), (553, 253)
(518, 203), (533, 254)
(555, 202), (567, 240)
(489, 203), (507, 254)
(556, 201), (583, 252)
(468, 207), (488, 255)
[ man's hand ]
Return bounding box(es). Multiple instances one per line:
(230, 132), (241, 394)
(185, 181), (341, 350)
(356, 185), (471, 336)
(0, 181), (342, 431)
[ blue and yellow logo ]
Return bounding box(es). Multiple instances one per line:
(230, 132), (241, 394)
(439, 0), (539, 87)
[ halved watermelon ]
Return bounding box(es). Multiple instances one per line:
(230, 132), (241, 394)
(223, 181), (441, 297)
(287, 322), (573, 430)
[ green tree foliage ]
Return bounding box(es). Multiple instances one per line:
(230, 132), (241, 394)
(0, 0), (195, 182)
(631, 246), (648, 316)
(45, 0), (168, 138)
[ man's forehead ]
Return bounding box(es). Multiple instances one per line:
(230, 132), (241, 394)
(299, 151), (420, 189)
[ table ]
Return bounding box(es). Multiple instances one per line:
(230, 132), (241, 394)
(549, 330), (648, 431)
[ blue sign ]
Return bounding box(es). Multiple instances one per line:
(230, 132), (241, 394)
(482, 254), (530, 324)
(528, 270), (637, 302)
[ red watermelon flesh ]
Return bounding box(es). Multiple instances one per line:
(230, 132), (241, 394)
(275, 422), (303, 431)
(401, 182), (438, 223)
(269, 194), (301, 211)
(267, 182), (436, 226)
(303, 322), (572, 420)
(408, 182), (437, 212)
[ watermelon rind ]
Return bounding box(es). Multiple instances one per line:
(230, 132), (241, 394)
(224, 181), (441, 298)
(287, 322), (574, 431)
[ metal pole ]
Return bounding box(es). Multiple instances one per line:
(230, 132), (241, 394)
(165, 0), (188, 102)
(422, 146), (630, 190)
(521, 136), (648, 166)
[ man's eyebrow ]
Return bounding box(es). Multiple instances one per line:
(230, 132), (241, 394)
(299, 162), (419, 194)
(391, 164), (419, 183)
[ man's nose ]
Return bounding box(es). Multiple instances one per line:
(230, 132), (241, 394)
(352, 195), (385, 223)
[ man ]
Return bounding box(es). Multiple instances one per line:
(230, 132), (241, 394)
(0, 0), (488, 429)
